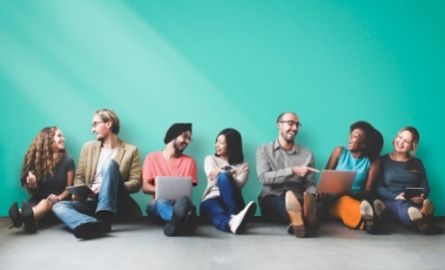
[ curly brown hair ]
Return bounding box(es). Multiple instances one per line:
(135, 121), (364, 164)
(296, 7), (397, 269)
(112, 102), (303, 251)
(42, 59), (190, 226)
(20, 126), (63, 188)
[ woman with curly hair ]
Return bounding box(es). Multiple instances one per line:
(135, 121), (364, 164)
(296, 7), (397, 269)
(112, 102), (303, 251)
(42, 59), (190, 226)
(322, 121), (383, 234)
(9, 126), (75, 233)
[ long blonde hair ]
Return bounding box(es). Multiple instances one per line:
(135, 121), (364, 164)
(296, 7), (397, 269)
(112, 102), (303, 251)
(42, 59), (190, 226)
(20, 127), (63, 187)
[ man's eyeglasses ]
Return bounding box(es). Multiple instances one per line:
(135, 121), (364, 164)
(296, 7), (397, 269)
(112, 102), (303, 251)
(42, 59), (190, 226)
(91, 120), (104, 127)
(279, 120), (302, 128)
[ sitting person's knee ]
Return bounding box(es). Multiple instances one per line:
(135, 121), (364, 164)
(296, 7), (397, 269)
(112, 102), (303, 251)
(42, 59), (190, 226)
(101, 159), (119, 174)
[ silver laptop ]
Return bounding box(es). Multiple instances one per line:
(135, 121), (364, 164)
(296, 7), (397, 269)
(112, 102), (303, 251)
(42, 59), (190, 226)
(154, 176), (193, 201)
(316, 170), (357, 194)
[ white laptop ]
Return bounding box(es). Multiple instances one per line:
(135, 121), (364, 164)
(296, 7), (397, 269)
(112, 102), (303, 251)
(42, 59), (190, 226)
(154, 176), (193, 201)
(316, 170), (357, 194)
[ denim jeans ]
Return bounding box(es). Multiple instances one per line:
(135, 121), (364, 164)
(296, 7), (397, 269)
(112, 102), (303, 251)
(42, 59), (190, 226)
(258, 192), (289, 223)
(52, 160), (131, 230)
(146, 199), (174, 222)
(200, 172), (245, 231)
(383, 199), (419, 226)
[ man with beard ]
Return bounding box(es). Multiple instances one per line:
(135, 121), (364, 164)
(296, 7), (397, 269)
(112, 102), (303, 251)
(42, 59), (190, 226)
(53, 108), (142, 239)
(142, 123), (198, 236)
(256, 112), (318, 238)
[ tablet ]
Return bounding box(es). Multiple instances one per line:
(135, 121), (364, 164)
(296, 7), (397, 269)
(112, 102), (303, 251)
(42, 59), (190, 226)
(404, 187), (424, 199)
(66, 185), (93, 196)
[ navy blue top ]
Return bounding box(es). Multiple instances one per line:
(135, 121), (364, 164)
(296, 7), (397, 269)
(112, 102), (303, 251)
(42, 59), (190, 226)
(32, 154), (75, 200)
(377, 154), (429, 200)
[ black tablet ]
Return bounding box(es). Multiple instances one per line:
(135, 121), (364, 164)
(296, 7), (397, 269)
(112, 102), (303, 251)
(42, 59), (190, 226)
(66, 185), (93, 196)
(404, 187), (424, 199)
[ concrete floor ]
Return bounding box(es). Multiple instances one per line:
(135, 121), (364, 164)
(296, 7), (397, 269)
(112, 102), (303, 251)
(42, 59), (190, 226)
(0, 218), (444, 270)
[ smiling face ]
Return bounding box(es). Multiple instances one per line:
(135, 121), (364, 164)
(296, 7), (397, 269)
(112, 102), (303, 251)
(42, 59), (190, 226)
(393, 130), (414, 155)
(53, 128), (65, 151)
(278, 113), (300, 144)
(348, 128), (366, 152)
(173, 130), (192, 155)
(91, 114), (111, 141)
(215, 134), (228, 158)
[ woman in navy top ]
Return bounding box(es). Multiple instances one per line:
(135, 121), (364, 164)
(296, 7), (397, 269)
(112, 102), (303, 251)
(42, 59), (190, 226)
(376, 126), (442, 234)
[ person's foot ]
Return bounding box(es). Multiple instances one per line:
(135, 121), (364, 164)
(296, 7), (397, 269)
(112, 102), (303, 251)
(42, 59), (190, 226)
(373, 199), (385, 218)
(8, 202), (23, 229)
(183, 205), (199, 235)
(360, 200), (375, 234)
(420, 199), (434, 217)
(21, 201), (36, 233)
(164, 196), (190, 236)
(73, 221), (106, 240)
(407, 207), (423, 221)
(228, 201), (256, 234)
(285, 191), (305, 238)
(96, 210), (113, 233)
(303, 192), (318, 233)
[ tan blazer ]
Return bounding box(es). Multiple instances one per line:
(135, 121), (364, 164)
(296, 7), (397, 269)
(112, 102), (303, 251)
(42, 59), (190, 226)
(74, 140), (142, 193)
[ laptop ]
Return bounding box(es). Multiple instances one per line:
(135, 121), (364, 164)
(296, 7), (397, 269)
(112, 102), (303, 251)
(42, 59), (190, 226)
(154, 176), (193, 201)
(316, 170), (357, 194)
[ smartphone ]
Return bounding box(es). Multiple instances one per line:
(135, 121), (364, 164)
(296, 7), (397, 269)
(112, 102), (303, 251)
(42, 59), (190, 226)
(221, 165), (234, 171)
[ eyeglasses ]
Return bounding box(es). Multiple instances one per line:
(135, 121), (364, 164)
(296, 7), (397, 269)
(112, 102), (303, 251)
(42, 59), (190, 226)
(91, 120), (104, 127)
(279, 120), (302, 128)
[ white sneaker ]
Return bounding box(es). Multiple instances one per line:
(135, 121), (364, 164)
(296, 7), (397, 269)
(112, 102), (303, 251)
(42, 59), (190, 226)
(407, 207), (423, 221)
(360, 200), (374, 229)
(228, 201), (256, 234)
(373, 199), (385, 218)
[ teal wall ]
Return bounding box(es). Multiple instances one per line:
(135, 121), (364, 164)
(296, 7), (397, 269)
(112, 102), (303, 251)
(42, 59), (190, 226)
(1, 0), (444, 216)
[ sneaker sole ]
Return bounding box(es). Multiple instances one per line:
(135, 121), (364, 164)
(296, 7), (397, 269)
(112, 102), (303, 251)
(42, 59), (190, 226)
(360, 200), (374, 228)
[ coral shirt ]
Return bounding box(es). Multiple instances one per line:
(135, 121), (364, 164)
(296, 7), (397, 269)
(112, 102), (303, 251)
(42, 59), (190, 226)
(142, 151), (198, 186)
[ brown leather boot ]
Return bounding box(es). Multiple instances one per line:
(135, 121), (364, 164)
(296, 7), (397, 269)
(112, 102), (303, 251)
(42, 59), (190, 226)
(285, 191), (305, 238)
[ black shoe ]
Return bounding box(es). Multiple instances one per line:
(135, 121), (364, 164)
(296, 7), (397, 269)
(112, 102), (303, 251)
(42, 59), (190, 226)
(417, 221), (444, 235)
(183, 205), (198, 235)
(22, 201), (36, 233)
(96, 210), (113, 233)
(164, 196), (190, 237)
(73, 222), (104, 240)
(8, 202), (23, 229)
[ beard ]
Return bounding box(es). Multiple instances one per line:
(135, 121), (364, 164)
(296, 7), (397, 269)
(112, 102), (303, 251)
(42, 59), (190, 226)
(281, 130), (296, 144)
(173, 139), (186, 156)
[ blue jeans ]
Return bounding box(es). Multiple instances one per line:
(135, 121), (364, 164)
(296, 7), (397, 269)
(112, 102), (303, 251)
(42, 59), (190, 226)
(52, 160), (131, 230)
(200, 172), (245, 232)
(146, 199), (174, 222)
(258, 192), (289, 223)
(383, 199), (420, 226)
